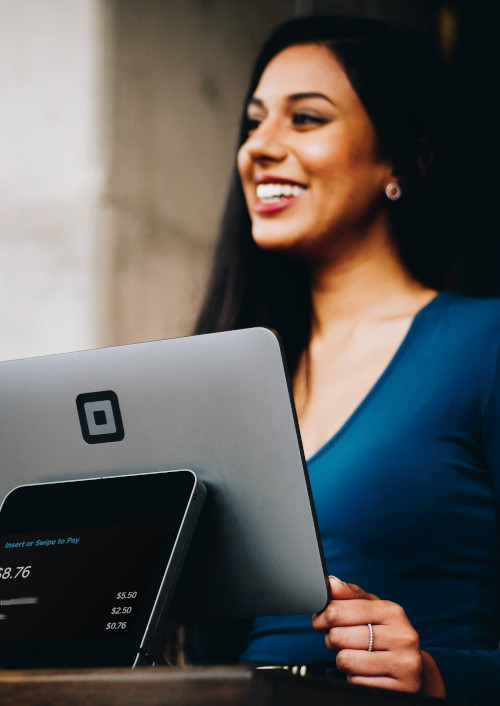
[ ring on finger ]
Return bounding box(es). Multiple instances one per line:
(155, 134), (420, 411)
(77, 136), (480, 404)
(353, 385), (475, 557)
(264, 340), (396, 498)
(367, 623), (374, 652)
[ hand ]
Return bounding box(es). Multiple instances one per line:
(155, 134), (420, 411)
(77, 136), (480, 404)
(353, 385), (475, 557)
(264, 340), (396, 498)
(312, 576), (446, 696)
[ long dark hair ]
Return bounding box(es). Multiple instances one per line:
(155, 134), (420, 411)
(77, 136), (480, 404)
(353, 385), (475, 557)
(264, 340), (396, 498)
(195, 14), (460, 375)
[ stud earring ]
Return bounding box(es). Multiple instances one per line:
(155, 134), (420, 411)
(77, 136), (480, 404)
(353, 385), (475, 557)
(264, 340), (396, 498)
(385, 182), (402, 201)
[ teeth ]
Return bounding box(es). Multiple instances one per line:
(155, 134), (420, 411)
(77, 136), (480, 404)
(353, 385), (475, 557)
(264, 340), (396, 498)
(256, 183), (305, 200)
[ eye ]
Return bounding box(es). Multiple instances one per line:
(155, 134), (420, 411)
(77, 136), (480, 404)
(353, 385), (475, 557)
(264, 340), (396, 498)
(292, 112), (328, 128)
(244, 117), (262, 135)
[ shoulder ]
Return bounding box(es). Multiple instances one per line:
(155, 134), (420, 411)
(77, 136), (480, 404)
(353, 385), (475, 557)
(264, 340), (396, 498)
(437, 290), (500, 315)
(424, 293), (500, 411)
(431, 291), (500, 338)
(415, 292), (500, 374)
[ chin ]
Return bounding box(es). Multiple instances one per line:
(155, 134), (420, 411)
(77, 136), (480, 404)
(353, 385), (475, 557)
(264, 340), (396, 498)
(253, 235), (297, 255)
(252, 224), (329, 265)
(251, 224), (302, 254)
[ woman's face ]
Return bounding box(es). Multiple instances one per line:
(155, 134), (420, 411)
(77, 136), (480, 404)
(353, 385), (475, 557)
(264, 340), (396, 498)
(237, 43), (395, 262)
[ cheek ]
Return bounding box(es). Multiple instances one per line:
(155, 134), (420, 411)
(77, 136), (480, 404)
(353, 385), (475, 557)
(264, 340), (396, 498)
(236, 150), (254, 205)
(237, 146), (250, 182)
(299, 143), (349, 181)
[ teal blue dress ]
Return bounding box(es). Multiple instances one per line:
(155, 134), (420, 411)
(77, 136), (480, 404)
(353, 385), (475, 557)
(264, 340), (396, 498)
(240, 292), (500, 706)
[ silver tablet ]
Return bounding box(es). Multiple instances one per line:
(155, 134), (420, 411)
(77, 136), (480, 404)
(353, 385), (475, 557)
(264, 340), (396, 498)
(0, 327), (329, 617)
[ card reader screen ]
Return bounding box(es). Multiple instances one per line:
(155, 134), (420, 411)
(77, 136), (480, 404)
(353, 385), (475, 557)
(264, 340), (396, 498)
(0, 470), (201, 668)
(0, 522), (172, 642)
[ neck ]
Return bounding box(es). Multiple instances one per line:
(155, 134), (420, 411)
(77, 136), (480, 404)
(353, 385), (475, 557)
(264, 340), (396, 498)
(307, 233), (434, 338)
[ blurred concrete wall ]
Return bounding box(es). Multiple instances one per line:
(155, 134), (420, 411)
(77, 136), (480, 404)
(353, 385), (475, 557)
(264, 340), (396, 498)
(0, 0), (104, 361)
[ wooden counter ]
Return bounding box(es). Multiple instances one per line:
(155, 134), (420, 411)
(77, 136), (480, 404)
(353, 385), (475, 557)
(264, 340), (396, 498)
(0, 665), (461, 706)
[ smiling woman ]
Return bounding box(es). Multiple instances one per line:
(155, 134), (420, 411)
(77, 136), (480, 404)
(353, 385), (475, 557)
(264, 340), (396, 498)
(193, 14), (500, 706)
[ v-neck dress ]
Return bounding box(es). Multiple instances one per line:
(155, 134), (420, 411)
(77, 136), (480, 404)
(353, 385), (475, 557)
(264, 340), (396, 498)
(240, 292), (500, 706)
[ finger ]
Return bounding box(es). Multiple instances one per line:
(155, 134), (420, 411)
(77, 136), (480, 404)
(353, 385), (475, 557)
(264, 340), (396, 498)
(313, 598), (397, 631)
(337, 649), (390, 676)
(325, 624), (384, 652)
(325, 623), (420, 660)
(327, 576), (379, 601)
(336, 648), (422, 691)
(325, 623), (415, 653)
(336, 649), (396, 677)
(347, 675), (419, 693)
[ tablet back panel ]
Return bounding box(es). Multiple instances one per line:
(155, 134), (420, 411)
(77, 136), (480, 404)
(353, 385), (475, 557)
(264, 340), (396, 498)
(0, 328), (328, 617)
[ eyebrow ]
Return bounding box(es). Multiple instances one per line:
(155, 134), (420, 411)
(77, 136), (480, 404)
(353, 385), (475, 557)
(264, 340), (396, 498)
(288, 92), (335, 105)
(248, 92), (336, 108)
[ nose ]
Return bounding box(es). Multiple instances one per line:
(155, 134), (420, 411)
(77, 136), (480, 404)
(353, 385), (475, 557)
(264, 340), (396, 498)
(239, 117), (288, 164)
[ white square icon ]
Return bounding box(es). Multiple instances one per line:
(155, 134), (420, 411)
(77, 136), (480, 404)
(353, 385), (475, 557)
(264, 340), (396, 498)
(84, 400), (117, 436)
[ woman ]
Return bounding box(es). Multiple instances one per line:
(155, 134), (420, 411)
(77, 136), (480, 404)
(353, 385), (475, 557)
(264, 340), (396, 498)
(194, 14), (500, 705)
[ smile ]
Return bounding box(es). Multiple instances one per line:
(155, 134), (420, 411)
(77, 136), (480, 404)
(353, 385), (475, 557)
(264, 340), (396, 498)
(256, 183), (306, 201)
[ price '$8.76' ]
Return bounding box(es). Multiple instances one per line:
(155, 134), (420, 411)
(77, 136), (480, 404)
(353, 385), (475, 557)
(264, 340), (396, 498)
(0, 566), (31, 579)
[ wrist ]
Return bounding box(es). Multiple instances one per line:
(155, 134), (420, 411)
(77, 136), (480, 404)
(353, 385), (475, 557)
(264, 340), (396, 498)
(420, 650), (447, 698)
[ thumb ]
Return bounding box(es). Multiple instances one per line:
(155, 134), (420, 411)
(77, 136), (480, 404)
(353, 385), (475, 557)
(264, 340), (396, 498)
(327, 575), (378, 600)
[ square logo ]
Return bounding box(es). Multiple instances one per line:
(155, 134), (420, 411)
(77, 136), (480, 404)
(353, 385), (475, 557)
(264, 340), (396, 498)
(76, 391), (124, 444)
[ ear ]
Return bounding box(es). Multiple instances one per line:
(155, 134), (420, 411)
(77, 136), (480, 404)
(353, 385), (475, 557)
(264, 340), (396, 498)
(416, 137), (434, 179)
(381, 155), (401, 185)
(383, 163), (403, 195)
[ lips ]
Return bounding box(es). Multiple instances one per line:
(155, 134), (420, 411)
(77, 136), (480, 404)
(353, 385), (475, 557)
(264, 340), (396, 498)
(253, 177), (307, 215)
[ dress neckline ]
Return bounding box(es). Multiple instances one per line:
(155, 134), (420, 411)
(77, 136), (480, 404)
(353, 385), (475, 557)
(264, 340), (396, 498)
(306, 291), (448, 464)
